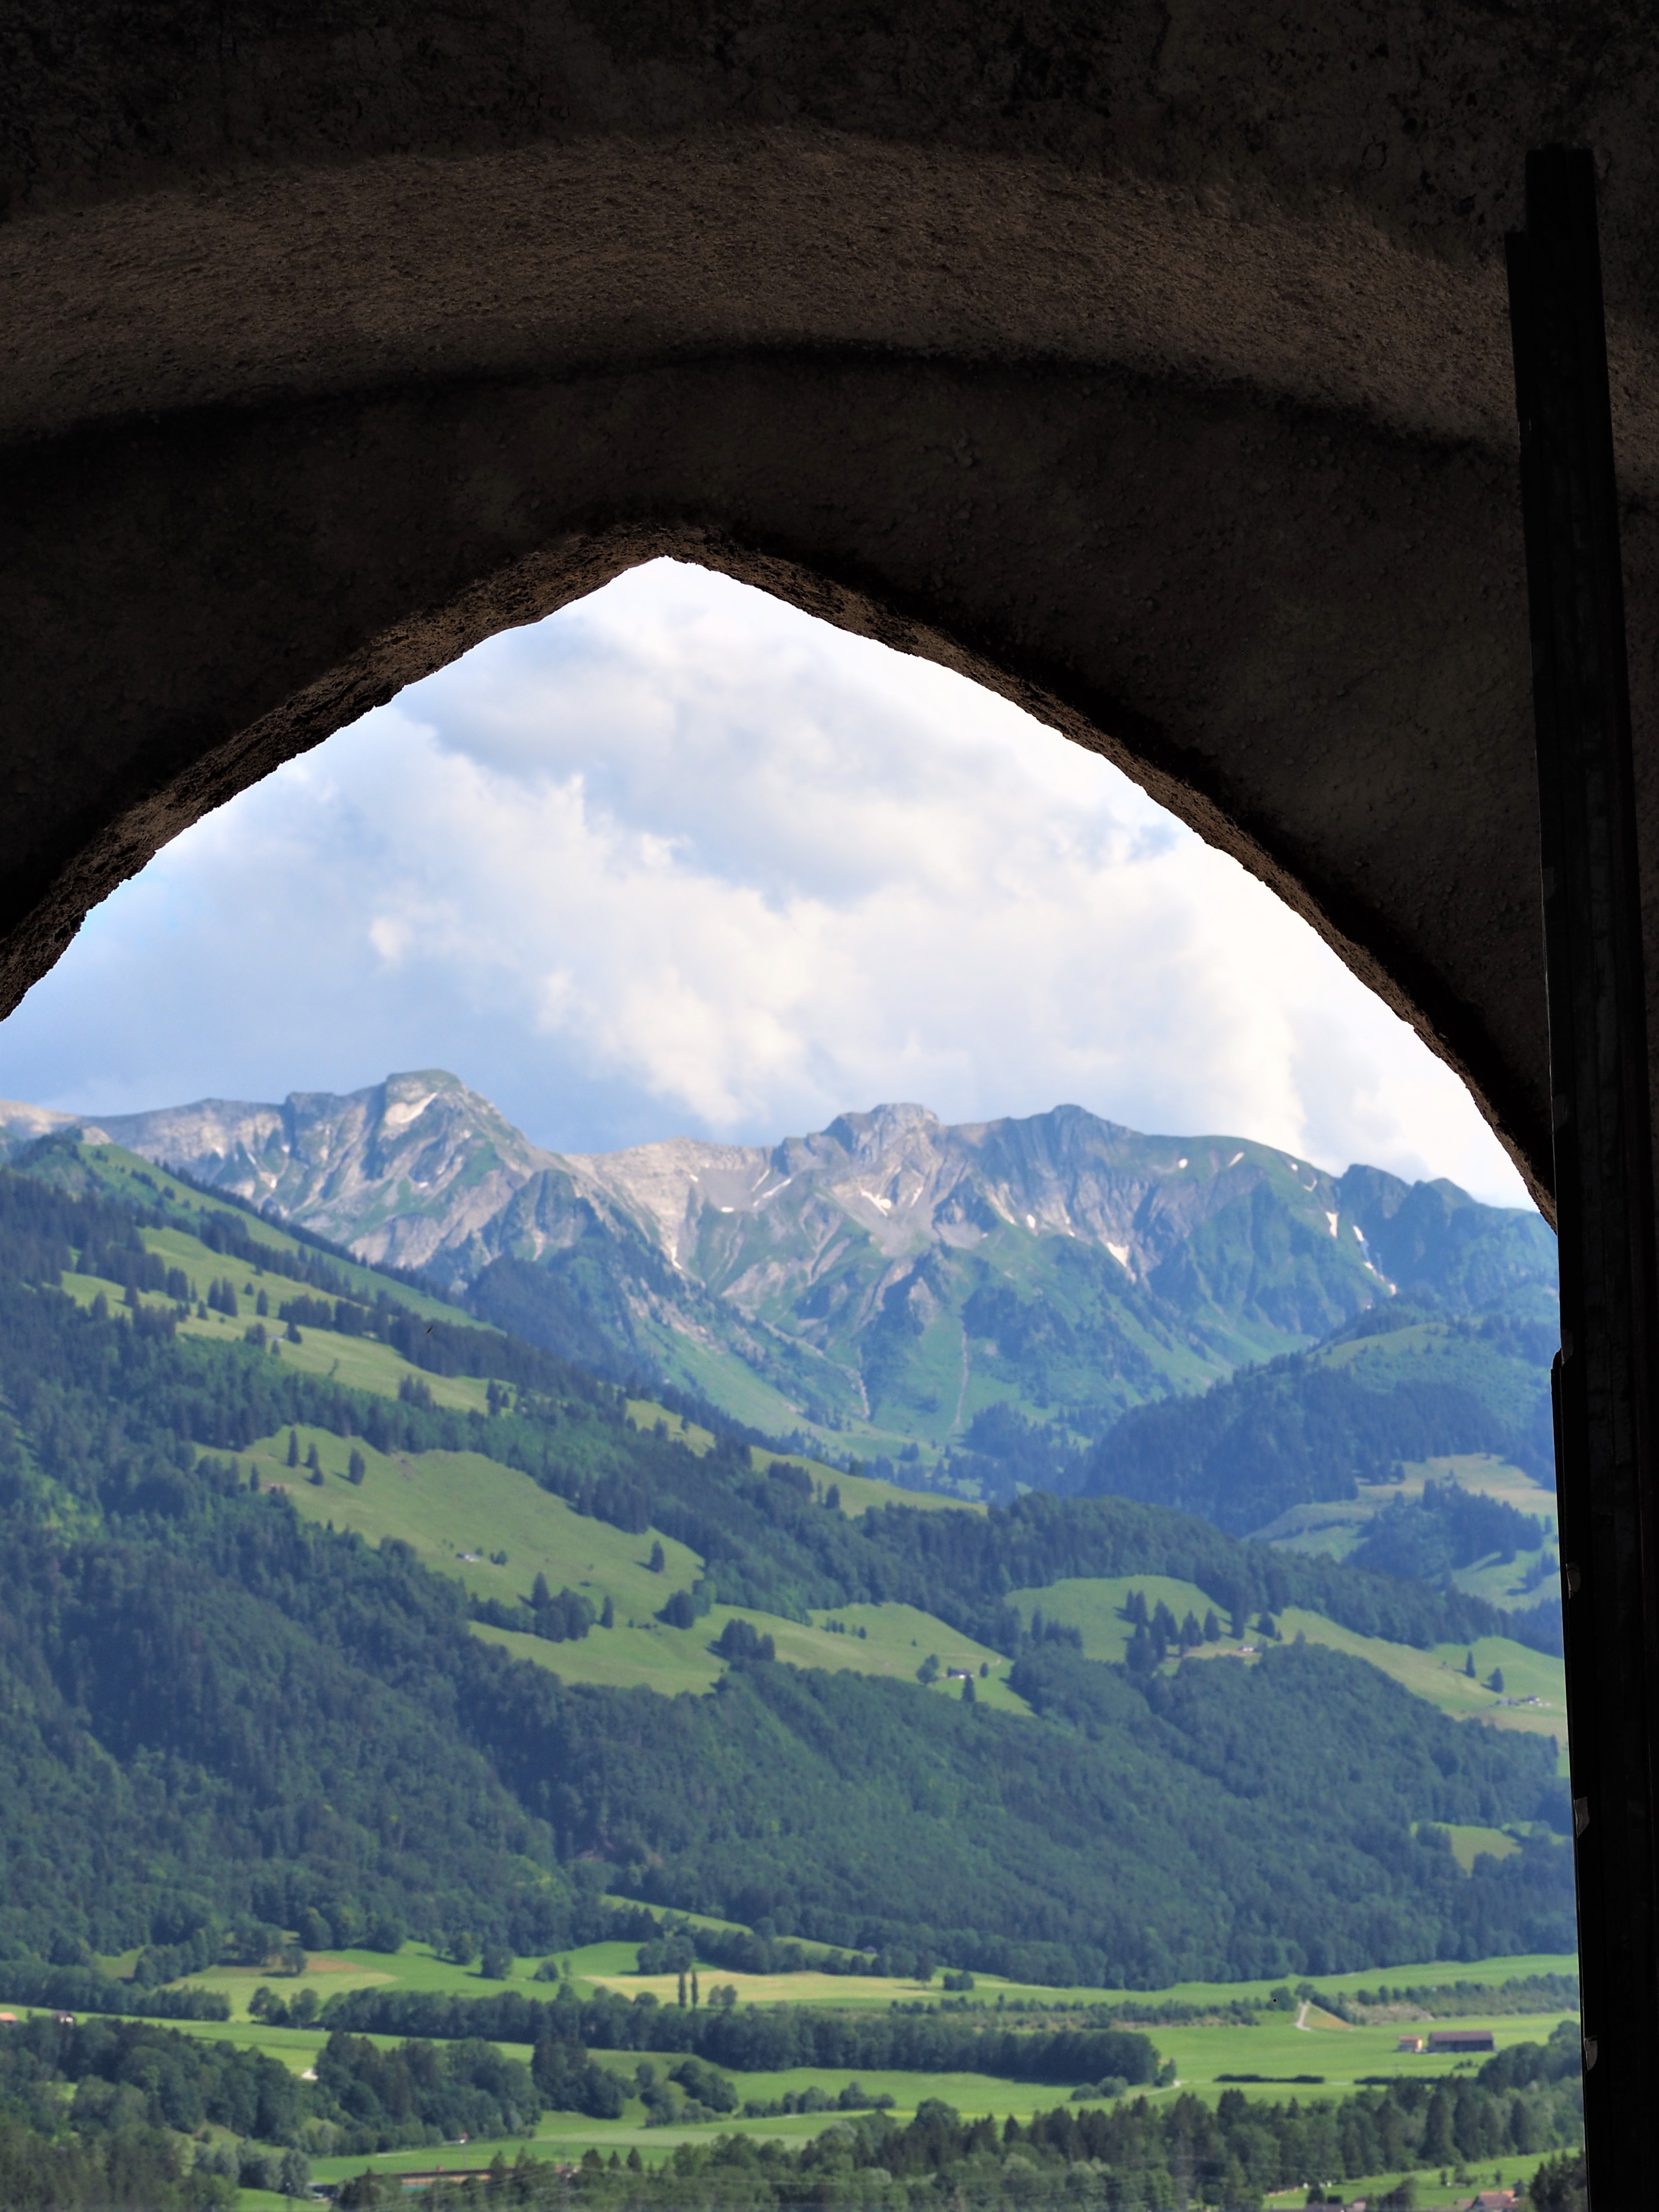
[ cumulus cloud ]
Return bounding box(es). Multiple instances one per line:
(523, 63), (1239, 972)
(0, 561), (1530, 1205)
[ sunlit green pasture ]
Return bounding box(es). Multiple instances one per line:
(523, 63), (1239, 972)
(478, 1596), (1027, 1708)
(54, 1265), (494, 1414)
(166, 1937), (580, 2021)
(998, 1571), (1568, 1765)
(579, 1948), (1577, 2016)
(1436, 1824), (1523, 1873)
(476, 1615), (730, 1694)
(264, 1433), (701, 1609)
(253, 1421), (1019, 1703)
(792, 1603), (1024, 1708)
(208, 1315), (490, 1412)
(1005, 1575), (1223, 1665)
(1152, 2010), (1571, 2094)
(585, 1966), (942, 2009)
(1251, 1453), (1560, 1609)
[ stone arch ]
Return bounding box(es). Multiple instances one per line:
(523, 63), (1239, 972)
(0, 344), (1567, 1210)
(7, 0), (1659, 1210)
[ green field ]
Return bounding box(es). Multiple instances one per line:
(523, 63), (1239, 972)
(565, 1942), (1581, 2016)
(1004, 1572), (1568, 1766)
(1282, 1610), (1567, 1754)
(258, 1422), (1024, 1705)
(265, 1432), (701, 1608)
(1253, 1452), (1553, 1541)
(74, 1935), (1578, 2038)
(478, 1598), (1027, 1709)
(1251, 1453), (1560, 1610)
(58, 1271), (497, 1412)
(1437, 1823), (1523, 1872)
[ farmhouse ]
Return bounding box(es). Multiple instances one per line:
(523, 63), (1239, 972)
(1427, 2029), (1496, 2054)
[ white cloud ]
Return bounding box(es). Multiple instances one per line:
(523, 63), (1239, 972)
(0, 560), (1532, 1206)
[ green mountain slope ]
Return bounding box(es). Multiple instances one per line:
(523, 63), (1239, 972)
(1079, 1304), (1561, 1630)
(485, 1639), (1570, 1986)
(1, 1077), (1556, 1492)
(0, 1151), (1573, 1993)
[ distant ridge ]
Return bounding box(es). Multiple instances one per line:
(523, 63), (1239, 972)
(0, 1074), (1556, 1492)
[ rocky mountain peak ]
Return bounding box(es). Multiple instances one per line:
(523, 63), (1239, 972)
(821, 1102), (944, 1163)
(9, 1069), (556, 1280)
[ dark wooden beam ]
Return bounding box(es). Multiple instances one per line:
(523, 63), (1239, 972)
(1508, 144), (1659, 2199)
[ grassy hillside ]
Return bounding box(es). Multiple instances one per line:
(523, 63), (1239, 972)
(478, 1603), (1027, 1711)
(27, 1137), (475, 1325)
(1283, 1613), (1567, 1754)
(15, 1932), (1576, 2038)
(621, 1399), (982, 1518)
(1002, 1573), (1566, 1757)
(1006, 1574), (1224, 1664)
(240, 1421), (1019, 1705)
(1252, 1456), (1560, 1616)
(1082, 1307), (1559, 1573)
(252, 1418), (1559, 1746)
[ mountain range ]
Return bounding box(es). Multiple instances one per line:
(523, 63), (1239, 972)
(0, 1072), (1557, 1503)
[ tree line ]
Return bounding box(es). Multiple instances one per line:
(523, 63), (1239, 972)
(316, 1985), (1160, 2087)
(331, 2026), (1583, 2212)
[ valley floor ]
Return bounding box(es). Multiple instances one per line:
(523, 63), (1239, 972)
(0, 1940), (1575, 2208)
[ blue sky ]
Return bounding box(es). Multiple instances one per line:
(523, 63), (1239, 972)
(0, 561), (1529, 1205)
